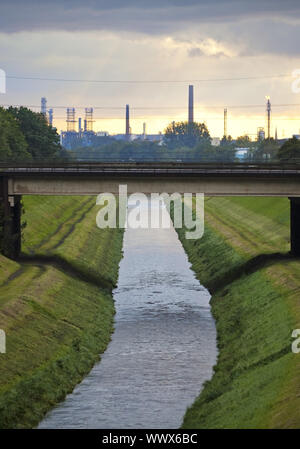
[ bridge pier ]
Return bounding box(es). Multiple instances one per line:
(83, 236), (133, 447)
(290, 197), (300, 256)
(0, 177), (21, 259)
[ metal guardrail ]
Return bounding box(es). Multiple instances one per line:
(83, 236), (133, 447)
(1, 162), (300, 177)
(1, 161), (300, 169)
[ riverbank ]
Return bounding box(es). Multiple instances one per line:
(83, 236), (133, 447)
(173, 197), (300, 428)
(38, 200), (217, 429)
(0, 196), (124, 428)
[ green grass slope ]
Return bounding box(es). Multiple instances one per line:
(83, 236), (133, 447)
(173, 197), (300, 429)
(0, 195), (124, 428)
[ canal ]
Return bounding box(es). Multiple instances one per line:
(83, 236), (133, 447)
(39, 201), (217, 428)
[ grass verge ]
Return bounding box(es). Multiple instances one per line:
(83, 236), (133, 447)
(172, 197), (300, 428)
(0, 195), (124, 428)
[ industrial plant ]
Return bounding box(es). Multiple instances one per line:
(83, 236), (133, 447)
(40, 85), (284, 153)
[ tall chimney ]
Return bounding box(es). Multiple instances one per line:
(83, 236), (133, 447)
(126, 104), (130, 137)
(224, 108), (227, 138)
(48, 108), (53, 126)
(188, 85), (194, 124)
(41, 97), (47, 116)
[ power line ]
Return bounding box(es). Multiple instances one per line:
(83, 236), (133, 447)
(3, 103), (300, 110)
(48, 116), (300, 121)
(6, 73), (291, 84)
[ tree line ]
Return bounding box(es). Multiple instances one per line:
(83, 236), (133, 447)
(0, 106), (62, 162)
(71, 120), (300, 163)
(1, 112), (300, 163)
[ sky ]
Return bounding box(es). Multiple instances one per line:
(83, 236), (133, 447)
(1, 0), (300, 138)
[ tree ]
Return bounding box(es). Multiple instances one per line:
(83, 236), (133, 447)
(0, 108), (31, 162)
(254, 138), (279, 161)
(8, 107), (61, 160)
(278, 137), (300, 163)
(236, 135), (252, 147)
(164, 121), (211, 149)
(220, 135), (233, 147)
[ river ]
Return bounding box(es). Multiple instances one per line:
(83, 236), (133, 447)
(39, 201), (217, 428)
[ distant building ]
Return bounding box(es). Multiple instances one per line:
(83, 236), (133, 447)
(257, 127), (265, 141)
(97, 131), (109, 137)
(113, 133), (163, 143)
(235, 147), (249, 160)
(211, 137), (220, 146)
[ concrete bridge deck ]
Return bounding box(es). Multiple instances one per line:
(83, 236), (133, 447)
(1, 162), (300, 258)
(1, 162), (300, 196)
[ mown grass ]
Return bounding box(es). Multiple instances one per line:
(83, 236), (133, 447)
(22, 196), (122, 288)
(0, 195), (124, 428)
(172, 197), (300, 428)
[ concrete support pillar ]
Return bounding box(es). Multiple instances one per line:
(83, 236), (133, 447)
(290, 197), (300, 256)
(0, 177), (21, 259)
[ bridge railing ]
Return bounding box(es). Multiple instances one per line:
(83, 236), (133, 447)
(1, 161), (300, 174)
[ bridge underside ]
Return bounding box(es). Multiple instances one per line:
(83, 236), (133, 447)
(1, 172), (300, 258)
(6, 175), (300, 196)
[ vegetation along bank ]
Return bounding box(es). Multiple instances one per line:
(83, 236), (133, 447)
(0, 195), (124, 428)
(172, 197), (300, 428)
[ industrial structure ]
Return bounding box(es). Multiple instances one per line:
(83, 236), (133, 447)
(66, 108), (76, 132)
(61, 107), (103, 149)
(84, 108), (94, 133)
(126, 104), (130, 138)
(61, 108), (95, 150)
(266, 96), (271, 139)
(257, 127), (265, 141)
(40, 97), (55, 127)
(188, 85), (194, 124)
(41, 97), (47, 116)
(48, 109), (53, 126)
(224, 108), (228, 138)
(78, 117), (82, 136)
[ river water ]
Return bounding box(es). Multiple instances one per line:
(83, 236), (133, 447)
(39, 201), (217, 429)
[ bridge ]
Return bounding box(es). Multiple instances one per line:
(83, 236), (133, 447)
(1, 162), (300, 258)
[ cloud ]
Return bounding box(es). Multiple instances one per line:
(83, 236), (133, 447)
(1, 0), (300, 34)
(2, 1), (300, 60)
(2, 1), (300, 138)
(163, 37), (235, 58)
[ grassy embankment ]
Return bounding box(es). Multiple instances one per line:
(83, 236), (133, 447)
(0, 195), (124, 428)
(173, 197), (300, 428)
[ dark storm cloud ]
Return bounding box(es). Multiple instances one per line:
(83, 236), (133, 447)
(1, 0), (300, 58)
(1, 0), (300, 34)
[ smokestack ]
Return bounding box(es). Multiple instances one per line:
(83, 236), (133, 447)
(188, 85), (194, 124)
(224, 108), (227, 138)
(48, 108), (53, 126)
(126, 104), (130, 137)
(41, 97), (47, 116)
(266, 96), (271, 139)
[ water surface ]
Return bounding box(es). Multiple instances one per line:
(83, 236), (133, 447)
(39, 202), (217, 428)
